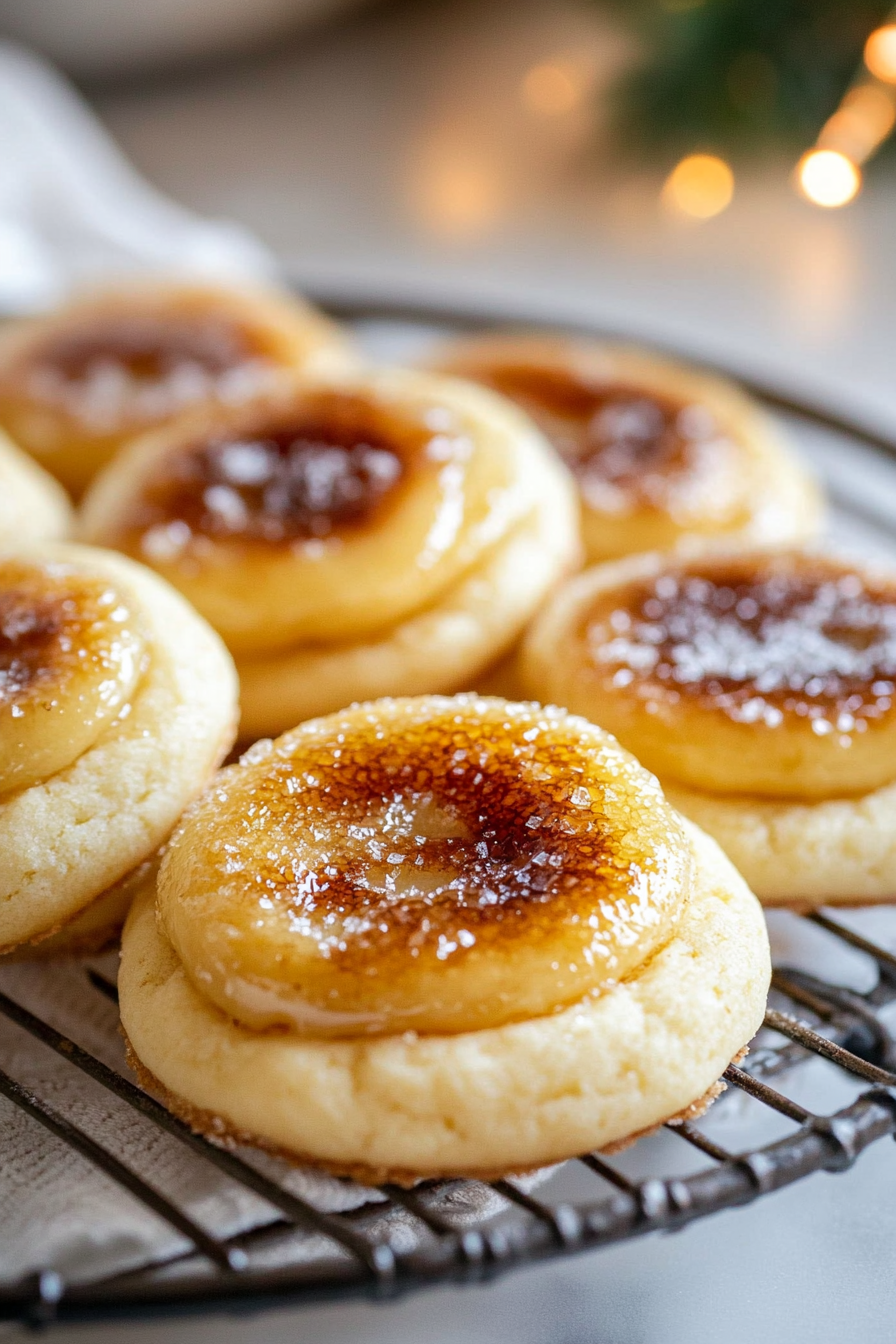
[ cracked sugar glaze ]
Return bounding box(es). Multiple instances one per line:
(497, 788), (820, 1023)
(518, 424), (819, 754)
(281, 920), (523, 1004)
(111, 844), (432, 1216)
(157, 696), (691, 1036)
(84, 372), (527, 656)
(18, 313), (278, 430)
(0, 284), (348, 498)
(439, 344), (751, 527)
(577, 553), (896, 799)
(118, 391), (418, 554)
(0, 556), (145, 795)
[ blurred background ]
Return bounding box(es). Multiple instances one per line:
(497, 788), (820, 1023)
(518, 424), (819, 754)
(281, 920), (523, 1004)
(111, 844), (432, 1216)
(3, 0), (895, 427)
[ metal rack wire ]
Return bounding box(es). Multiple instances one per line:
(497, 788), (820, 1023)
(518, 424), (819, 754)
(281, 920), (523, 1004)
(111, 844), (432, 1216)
(2, 911), (896, 1330)
(2, 299), (896, 1329)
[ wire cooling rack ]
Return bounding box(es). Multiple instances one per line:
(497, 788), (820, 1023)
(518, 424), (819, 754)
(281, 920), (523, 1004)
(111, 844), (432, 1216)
(3, 298), (896, 1330)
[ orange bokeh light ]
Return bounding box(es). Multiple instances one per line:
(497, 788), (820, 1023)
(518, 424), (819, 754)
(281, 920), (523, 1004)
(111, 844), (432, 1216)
(819, 83), (896, 162)
(797, 150), (861, 208)
(412, 154), (502, 241)
(661, 154), (734, 218)
(521, 62), (583, 116)
(865, 24), (896, 83)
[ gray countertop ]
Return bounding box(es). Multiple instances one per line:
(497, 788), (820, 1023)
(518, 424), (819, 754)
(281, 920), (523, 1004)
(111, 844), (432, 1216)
(36, 1133), (896, 1344)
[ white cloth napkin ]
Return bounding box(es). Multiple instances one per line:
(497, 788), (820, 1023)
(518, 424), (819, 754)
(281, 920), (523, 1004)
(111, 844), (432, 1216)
(0, 954), (395, 1288)
(0, 950), (554, 1289)
(0, 41), (276, 315)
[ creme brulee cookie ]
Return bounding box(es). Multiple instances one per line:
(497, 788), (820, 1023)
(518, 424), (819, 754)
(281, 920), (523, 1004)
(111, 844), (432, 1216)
(0, 545), (238, 953)
(80, 369), (581, 738)
(429, 333), (822, 562)
(119, 695), (769, 1182)
(521, 550), (896, 905)
(0, 280), (353, 496)
(0, 429), (71, 544)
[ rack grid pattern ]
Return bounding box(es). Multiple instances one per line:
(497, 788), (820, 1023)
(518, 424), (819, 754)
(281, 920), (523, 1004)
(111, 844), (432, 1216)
(3, 912), (896, 1330)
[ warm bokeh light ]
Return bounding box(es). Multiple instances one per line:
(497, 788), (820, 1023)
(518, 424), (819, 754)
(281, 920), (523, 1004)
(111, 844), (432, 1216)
(819, 83), (896, 162)
(661, 154), (734, 219)
(864, 24), (896, 83)
(842, 81), (896, 128)
(521, 61), (582, 116)
(412, 153), (502, 241)
(797, 150), (861, 208)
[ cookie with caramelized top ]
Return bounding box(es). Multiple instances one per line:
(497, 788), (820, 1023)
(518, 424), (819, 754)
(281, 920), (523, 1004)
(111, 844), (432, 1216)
(119, 694), (769, 1181)
(80, 369), (581, 738)
(429, 333), (822, 563)
(0, 544), (237, 954)
(522, 550), (896, 905)
(0, 281), (352, 496)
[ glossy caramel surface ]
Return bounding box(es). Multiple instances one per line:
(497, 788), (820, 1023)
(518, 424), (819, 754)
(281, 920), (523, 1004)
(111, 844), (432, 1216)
(81, 369), (530, 656)
(34, 311), (260, 378)
(115, 391), (421, 551)
(577, 553), (896, 798)
(159, 696), (691, 1036)
(0, 556), (145, 793)
(484, 367), (689, 491)
(587, 556), (896, 730)
(446, 356), (741, 522)
(0, 283), (346, 497)
(2, 312), (277, 435)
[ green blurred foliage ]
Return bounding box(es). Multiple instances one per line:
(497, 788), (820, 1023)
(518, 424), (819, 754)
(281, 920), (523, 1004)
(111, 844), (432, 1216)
(611, 0), (893, 159)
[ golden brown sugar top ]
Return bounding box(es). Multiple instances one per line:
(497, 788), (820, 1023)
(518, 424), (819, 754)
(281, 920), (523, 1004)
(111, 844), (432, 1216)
(463, 361), (736, 517)
(0, 557), (145, 793)
(81, 370), (524, 657)
(4, 312), (279, 433)
(585, 554), (896, 740)
(120, 392), (415, 549)
(34, 314), (261, 379)
(159, 696), (690, 1036)
(0, 560), (137, 703)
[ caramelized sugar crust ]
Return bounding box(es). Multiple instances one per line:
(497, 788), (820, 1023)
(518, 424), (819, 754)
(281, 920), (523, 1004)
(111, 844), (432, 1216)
(587, 555), (896, 737)
(549, 552), (896, 799)
(116, 391), (419, 549)
(477, 364), (697, 500)
(0, 310), (284, 446)
(159, 697), (690, 1036)
(442, 353), (744, 524)
(29, 312), (264, 383)
(80, 369), (535, 657)
(0, 283), (349, 497)
(0, 557), (145, 793)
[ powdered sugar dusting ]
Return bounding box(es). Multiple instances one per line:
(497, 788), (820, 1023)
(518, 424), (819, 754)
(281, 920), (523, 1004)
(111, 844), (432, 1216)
(572, 394), (741, 522)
